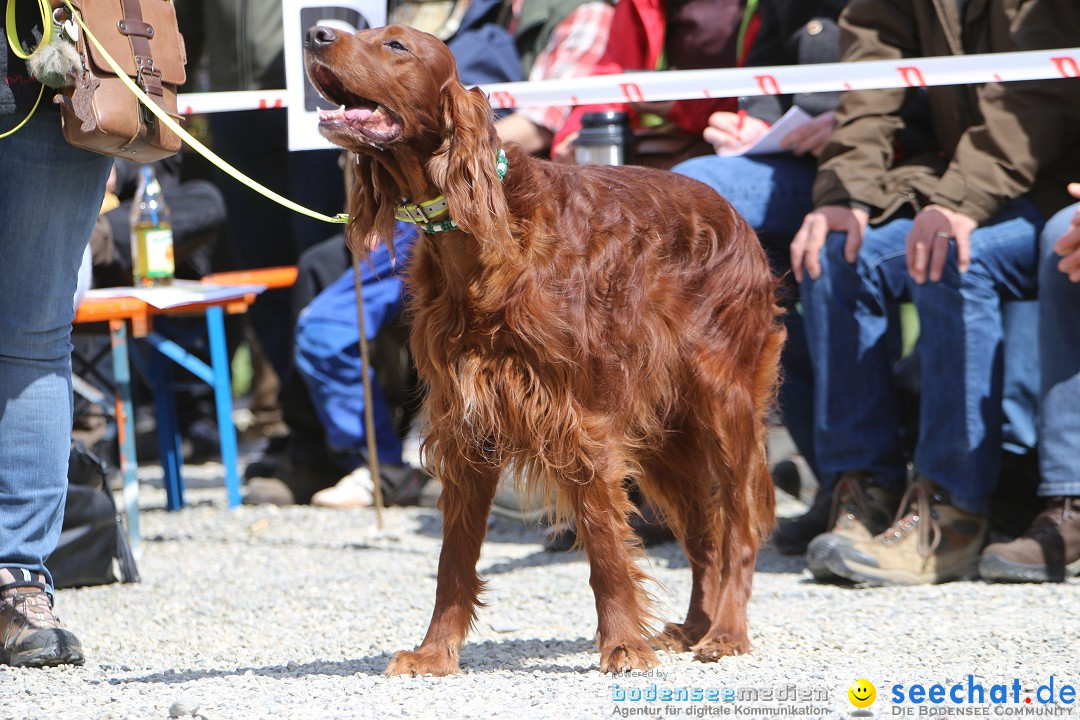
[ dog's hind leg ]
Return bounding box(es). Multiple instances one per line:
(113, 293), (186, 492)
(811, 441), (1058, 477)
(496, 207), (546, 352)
(385, 466), (499, 677)
(691, 390), (773, 662)
(568, 464), (660, 673)
(637, 431), (723, 654)
(691, 500), (757, 661)
(691, 320), (783, 662)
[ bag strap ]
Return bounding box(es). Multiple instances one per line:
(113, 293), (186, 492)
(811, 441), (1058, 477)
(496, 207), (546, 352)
(115, 0), (160, 153)
(117, 0), (162, 97)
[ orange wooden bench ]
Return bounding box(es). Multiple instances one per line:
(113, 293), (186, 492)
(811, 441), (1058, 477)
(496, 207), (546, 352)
(72, 272), (302, 553)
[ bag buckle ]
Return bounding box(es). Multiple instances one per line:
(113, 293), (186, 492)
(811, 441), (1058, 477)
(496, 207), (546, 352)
(135, 56), (160, 81)
(134, 56), (164, 122)
(135, 59), (161, 125)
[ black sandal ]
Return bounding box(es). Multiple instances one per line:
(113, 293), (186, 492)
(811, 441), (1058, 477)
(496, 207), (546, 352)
(378, 465), (432, 506)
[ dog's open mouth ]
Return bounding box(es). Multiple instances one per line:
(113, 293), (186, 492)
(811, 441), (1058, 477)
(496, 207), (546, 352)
(309, 64), (402, 145)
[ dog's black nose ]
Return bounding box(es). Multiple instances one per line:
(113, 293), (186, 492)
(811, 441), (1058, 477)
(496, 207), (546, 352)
(305, 26), (337, 50)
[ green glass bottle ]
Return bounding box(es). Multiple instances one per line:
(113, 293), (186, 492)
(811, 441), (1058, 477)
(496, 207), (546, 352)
(129, 165), (175, 287)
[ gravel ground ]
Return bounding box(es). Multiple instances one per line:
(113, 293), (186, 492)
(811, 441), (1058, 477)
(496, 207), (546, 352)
(2, 463), (1078, 720)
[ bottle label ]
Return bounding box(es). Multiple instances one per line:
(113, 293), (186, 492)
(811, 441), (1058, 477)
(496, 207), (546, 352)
(142, 228), (175, 278)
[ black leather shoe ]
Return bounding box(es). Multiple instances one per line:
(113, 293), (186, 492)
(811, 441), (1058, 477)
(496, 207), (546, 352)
(770, 485), (833, 555)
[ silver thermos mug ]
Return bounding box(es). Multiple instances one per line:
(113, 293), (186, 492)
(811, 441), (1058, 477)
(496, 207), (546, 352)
(573, 110), (633, 166)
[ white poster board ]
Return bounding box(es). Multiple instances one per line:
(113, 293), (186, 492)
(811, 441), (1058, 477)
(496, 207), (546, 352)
(282, 0), (387, 151)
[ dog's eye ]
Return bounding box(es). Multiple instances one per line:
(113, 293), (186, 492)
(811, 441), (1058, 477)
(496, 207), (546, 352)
(385, 40), (407, 51)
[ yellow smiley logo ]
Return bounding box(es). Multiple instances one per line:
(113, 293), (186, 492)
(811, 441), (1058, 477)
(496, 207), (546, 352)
(848, 679), (876, 708)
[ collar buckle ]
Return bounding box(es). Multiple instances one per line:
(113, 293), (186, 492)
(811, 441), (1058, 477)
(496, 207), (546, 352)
(399, 200), (442, 224)
(395, 148), (508, 232)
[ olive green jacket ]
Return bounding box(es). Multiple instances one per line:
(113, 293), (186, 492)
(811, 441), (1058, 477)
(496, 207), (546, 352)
(813, 0), (1080, 224)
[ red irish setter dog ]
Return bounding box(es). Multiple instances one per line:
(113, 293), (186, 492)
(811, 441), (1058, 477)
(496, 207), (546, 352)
(304, 24), (784, 676)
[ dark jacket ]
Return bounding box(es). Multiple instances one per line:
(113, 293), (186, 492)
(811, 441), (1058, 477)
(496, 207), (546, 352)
(814, 0), (1080, 224)
(200, 0), (289, 91)
(741, 0), (847, 123)
(445, 0), (525, 87)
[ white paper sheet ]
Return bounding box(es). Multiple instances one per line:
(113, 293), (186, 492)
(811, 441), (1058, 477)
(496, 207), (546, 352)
(84, 281), (267, 310)
(717, 106), (815, 157)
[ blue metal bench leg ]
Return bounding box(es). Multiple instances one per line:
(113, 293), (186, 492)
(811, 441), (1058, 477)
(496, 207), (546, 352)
(206, 306), (241, 508)
(109, 319), (142, 558)
(149, 346), (185, 510)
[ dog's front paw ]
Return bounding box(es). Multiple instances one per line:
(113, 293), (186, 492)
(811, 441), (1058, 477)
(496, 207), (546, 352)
(600, 640), (660, 673)
(691, 633), (749, 662)
(385, 647), (460, 677)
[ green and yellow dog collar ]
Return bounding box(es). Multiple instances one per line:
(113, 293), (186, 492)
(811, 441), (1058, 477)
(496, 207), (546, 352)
(395, 149), (508, 233)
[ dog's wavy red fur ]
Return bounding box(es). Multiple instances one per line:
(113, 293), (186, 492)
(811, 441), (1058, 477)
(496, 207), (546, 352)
(305, 25), (785, 677)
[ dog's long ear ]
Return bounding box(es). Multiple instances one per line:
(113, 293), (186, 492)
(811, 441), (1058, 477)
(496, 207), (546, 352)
(347, 154), (401, 257)
(427, 82), (512, 249)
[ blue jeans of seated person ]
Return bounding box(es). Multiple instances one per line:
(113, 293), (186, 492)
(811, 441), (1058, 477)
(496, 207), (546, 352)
(673, 153), (822, 482)
(1038, 202), (1080, 498)
(294, 224), (418, 468)
(0, 113), (111, 591)
(800, 199), (1042, 514)
(999, 300), (1039, 457)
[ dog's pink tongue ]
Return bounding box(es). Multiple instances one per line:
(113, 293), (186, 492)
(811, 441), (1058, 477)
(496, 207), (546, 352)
(345, 107), (374, 123)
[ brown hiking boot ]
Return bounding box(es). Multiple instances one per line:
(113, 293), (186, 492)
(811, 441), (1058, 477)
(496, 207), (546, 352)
(979, 497), (1080, 583)
(827, 478), (987, 586)
(805, 472), (899, 581)
(0, 570), (84, 667)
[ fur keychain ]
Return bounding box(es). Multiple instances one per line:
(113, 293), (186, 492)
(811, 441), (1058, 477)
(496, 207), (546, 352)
(26, 18), (81, 88)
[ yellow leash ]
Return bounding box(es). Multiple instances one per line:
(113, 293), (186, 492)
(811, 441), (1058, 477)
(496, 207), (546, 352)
(63, 0), (384, 516)
(4, 0), (350, 225)
(1, 0), (47, 137)
(5, 0), (52, 58)
(8, 3), (390, 521)
(63, 0), (348, 224)
(0, 82), (42, 137)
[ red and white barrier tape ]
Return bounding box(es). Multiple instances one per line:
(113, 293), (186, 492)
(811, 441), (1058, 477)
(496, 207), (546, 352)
(177, 47), (1080, 115)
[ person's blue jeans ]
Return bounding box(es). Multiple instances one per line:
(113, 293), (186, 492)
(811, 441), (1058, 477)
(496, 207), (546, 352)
(1000, 300), (1039, 456)
(0, 112), (111, 590)
(294, 224), (418, 468)
(673, 153), (822, 479)
(800, 200), (1042, 513)
(1037, 201), (1080, 497)
(674, 154), (819, 236)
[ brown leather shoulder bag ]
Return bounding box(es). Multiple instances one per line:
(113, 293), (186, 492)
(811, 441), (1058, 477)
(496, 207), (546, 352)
(57, 0), (186, 161)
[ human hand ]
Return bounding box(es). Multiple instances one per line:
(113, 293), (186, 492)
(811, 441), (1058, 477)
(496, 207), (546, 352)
(780, 111), (836, 157)
(552, 130), (579, 164)
(907, 204), (978, 283)
(1054, 182), (1080, 281)
(495, 113), (552, 156)
(790, 204), (869, 282)
(703, 111), (770, 154)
